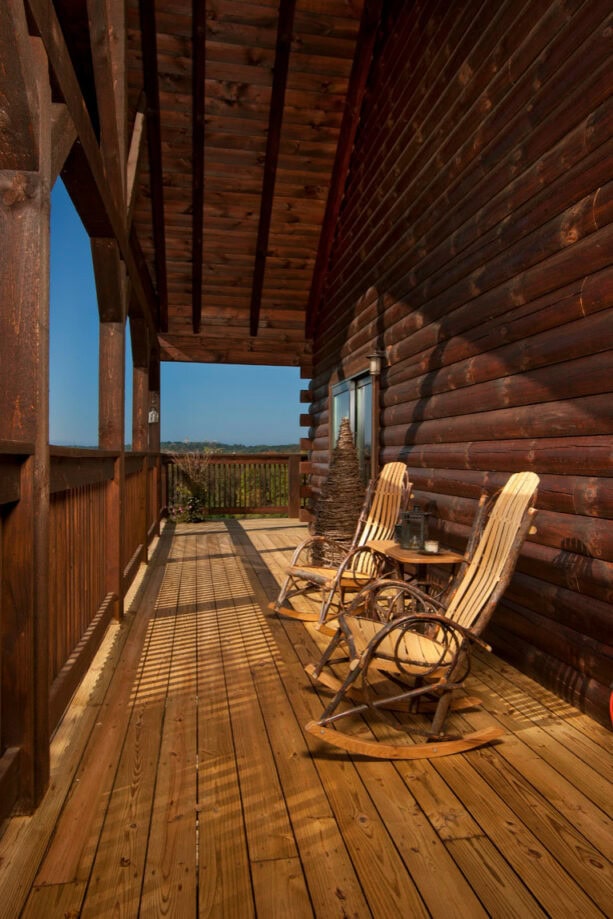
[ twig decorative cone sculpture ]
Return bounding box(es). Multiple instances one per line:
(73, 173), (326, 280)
(312, 417), (365, 563)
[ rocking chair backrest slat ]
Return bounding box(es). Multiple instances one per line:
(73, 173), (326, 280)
(354, 463), (410, 574)
(446, 471), (539, 630)
(358, 462), (409, 546)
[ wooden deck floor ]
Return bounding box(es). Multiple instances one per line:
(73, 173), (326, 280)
(0, 519), (611, 918)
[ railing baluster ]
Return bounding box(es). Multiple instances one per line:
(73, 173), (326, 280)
(164, 452), (304, 518)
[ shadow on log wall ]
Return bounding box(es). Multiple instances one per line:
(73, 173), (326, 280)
(308, 0), (613, 725)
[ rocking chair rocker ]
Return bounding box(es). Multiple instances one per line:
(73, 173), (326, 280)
(305, 471), (540, 759)
(269, 462), (411, 626)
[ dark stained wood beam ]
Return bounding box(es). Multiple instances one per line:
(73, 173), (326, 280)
(50, 103), (76, 183)
(305, 0), (383, 339)
(126, 94), (146, 227)
(24, 0), (159, 341)
(130, 224), (160, 324)
(191, 0), (206, 333)
(91, 237), (123, 322)
(138, 0), (168, 332)
(249, 0), (297, 337)
(126, 133), (147, 405)
(87, 0), (126, 206)
(0, 1), (38, 170)
(158, 332), (312, 368)
(129, 313), (150, 368)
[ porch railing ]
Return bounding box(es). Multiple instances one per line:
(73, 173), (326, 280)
(164, 452), (306, 518)
(0, 444), (165, 817)
(0, 445), (309, 818)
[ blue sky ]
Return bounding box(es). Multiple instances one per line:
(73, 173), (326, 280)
(50, 181), (302, 447)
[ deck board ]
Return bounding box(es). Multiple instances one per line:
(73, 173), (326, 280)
(197, 531), (255, 919)
(0, 519), (610, 919)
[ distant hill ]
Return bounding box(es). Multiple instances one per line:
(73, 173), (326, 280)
(161, 441), (301, 455)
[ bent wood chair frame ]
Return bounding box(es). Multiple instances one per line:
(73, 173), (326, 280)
(270, 462), (411, 625)
(305, 470), (540, 759)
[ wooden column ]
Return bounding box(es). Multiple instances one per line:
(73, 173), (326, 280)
(130, 313), (151, 453)
(0, 11), (52, 811)
(99, 321), (125, 619)
(132, 361), (149, 558)
(94, 241), (127, 619)
(88, 0), (131, 610)
(148, 355), (161, 452)
(130, 308), (154, 552)
(287, 454), (301, 518)
(148, 354), (162, 532)
(132, 364), (149, 452)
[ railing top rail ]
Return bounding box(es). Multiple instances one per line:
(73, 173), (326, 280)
(51, 446), (120, 459)
(51, 446), (157, 459)
(0, 441), (35, 456)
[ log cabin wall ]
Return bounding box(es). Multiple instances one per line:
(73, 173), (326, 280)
(309, 0), (612, 725)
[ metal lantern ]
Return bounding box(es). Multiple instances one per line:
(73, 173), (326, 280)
(399, 505), (428, 550)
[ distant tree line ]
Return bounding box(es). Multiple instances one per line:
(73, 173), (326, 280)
(162, 441), (300, 454)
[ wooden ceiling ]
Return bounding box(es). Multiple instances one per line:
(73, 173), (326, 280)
(118, 0), (382, 369)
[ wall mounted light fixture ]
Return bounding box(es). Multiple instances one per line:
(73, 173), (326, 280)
(368, 350), (385, 375)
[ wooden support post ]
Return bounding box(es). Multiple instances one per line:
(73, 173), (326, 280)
(98, 316), (125, 619)
(92, 222), (128, 620)
(0, 15), (52, 811)
(132, 364), (149, 452)
(288, 454), (301, 518)
(148, 354), (162, 534)
(133, 365), (150, 556)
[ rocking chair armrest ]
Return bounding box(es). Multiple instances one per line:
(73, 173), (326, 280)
(331, 546), (391, 584)
(458, 627), (493, 652)
(289, 534), (352, 566)
(388, 612), (492, 652)
(340, 577), (446, 621)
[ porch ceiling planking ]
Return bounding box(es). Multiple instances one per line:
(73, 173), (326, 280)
(1, 521), (611, 918)
(124, 0), (368, 367)
(29, 0), (375, 368)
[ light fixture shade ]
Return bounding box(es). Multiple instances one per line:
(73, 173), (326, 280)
(368, 351), (383, 375)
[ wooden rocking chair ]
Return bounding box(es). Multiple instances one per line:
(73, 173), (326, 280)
(269, 462), (411, 626)
(305, 471), (539, 758)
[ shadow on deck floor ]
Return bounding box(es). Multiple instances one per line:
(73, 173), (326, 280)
(0, 519), (611, 918)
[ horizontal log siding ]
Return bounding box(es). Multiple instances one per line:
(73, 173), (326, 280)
(309, 1), (613, 724)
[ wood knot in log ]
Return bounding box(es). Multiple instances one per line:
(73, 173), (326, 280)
(0, 172), (37, 208)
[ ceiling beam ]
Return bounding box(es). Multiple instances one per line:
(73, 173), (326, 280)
(129, 313), (150, 368)
(138, 0), (168, 332)
(87, 0), (126, 206)
(130, 224), (160, 324)
(91, 237), (124, 322)
(304, 0), (383, 339)
(50, 104), (77, 184)
(126, 95), (146, 227)
(159, 333), (311, 367)
(191, 0), (206, 333)
(24, 0), (159, 341)
(249, 0), (297, 338)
